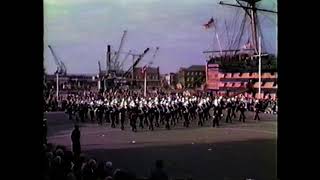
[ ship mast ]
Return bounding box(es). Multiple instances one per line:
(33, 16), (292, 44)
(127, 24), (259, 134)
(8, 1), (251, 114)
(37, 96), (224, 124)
(219, 0), (277, 54)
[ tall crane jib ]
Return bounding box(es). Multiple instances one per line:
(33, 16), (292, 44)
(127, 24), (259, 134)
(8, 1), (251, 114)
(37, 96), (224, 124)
(48, 45), (67, 76)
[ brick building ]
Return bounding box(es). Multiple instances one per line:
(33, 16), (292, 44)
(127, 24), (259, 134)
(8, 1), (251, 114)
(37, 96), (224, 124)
(127, 66), (161, 89)
(177, 65), (206, 89)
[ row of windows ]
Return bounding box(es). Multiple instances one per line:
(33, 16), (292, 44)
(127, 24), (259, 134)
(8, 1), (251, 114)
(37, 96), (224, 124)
(186, 77), (204, 82)
(186, 71), (203, 76)
(130, 75), (159, 80)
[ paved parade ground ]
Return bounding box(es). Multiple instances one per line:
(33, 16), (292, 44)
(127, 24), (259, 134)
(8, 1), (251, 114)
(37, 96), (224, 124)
(47, 112), (277, 180)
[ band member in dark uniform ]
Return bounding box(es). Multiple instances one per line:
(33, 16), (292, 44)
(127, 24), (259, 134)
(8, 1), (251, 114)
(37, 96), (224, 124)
(138, 105), (145, 129)
(120, 105), (126, 130)
(105, 105), (110, 123)
(71, 125), (81, 158)
(231, 99), (237, 119)
(89, 104), (95, 122)
(254, 100), (261, 121)
(97, 105), (103, 125)
(144, 105), (149, 127)
(148, 105), (155, 131)
(238, 102), (246, 122)
(130, 106), (138, 132)
(225, 100), (232, 123)
(154, 104), (160, 127)
(183, 105), (189, 128)
(115, 105), (120, 125)
(66, 103), (73, 120)
(197, 105), (204, 127)
(212, 109), (220, 127)
(165, 105), (171, 130)
(83, 102), (88, 121)
(110, 105), (116, 128)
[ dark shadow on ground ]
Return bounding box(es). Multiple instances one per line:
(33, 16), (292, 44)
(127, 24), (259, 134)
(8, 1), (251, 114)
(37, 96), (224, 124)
(82, 139), (277, 180)
(46, 112), (276, 137)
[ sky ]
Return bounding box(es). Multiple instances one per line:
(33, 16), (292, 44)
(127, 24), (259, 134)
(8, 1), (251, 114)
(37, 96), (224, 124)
(44, 0), (277, 75)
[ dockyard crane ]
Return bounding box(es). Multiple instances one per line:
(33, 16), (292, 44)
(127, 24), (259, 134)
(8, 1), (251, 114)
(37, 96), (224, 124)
(48, 45), (67, 76)
(48, 45), (67, 98)
(123, 48), (150, 78)
(119, 50), (132, 70)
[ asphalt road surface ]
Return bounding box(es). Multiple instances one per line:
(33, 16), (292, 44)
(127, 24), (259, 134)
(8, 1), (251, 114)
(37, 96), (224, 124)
(47, 111), (277, 180)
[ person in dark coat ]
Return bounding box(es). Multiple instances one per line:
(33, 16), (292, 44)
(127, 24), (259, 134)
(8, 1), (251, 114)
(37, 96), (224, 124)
(120, 106), (126, 130)
(238, 102), (246, 122)
(165, 105), (171, 130)
(231, 100), (237, 119)
(225, 100), (232, 123)
(71, 125), (81, 158)
(155, 105), (160, 127)
(130, 106), (138, 132)
(110, 105), (116, 128)
(254, 100), (261, 121)
(67, 103), (73, 120)
(197, 105), (204, 126)
(183, 105), (190, 128)
(97, 105), (104, 125)
(89, 105), (95, 122)
(148, 106), (155, 131)
(149, 160), (169, 180)
(138, 106), (145, 129)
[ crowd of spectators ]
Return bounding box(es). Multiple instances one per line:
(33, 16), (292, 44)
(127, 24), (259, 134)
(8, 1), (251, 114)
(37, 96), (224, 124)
(42, 143), (177, 180)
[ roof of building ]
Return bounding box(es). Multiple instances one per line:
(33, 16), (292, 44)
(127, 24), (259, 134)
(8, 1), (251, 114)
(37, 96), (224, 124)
(187, 65), (206, 71)
(134, 66), (159, 73)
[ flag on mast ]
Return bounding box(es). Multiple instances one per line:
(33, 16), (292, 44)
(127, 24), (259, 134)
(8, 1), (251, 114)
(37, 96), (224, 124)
(203, 17), (215, 29)
(141, 65), (147, 74)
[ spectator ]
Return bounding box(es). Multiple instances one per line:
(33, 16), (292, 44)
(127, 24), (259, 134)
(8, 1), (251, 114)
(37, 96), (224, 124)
(105, 161), (114, 177)
(149, 160), (169, 180)
(71, 125), (81, 158)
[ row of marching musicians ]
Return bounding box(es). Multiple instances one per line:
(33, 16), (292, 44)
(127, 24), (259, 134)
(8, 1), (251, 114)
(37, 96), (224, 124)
(65, 95), (262, 132)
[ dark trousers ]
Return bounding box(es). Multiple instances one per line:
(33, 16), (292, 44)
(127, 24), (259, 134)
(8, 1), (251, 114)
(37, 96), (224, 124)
(111, 115), (116, 128)
(198, 113), (204, 126)
(183, 114), (189, 127)
(115, 113), (119, 124)
(139, 115), (144, 129)
(90, 111), (95, 122)
(149, 116), (154, 131)
(120, 117), (125, 130)
(213, 116), (219, 127)
(254, 111), (260, 120)
(165, 114), (171, 130)
(130, 118), (137, 132)
(160, 113), (165, 125)
(105, 113), (110, 123)
(68, 112), (73, 120)
(226, 110), (232, 123)
(239, 111), (246, 122)
(144, 115), (149, 126)
(170, 113), (176, 126)
(72, 142), (81, 158)
(155, 114), (160, 127)
(231, 109), (237, 119)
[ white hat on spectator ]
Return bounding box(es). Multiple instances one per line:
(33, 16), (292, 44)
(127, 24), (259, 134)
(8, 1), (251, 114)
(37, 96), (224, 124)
(106, 161), (113, 168)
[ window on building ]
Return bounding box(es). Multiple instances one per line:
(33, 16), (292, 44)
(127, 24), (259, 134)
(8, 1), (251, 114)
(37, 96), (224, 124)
(191, 77), (194, 81)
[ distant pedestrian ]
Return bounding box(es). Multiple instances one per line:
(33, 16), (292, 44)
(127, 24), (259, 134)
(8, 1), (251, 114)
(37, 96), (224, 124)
(71, 124), (81, 158)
